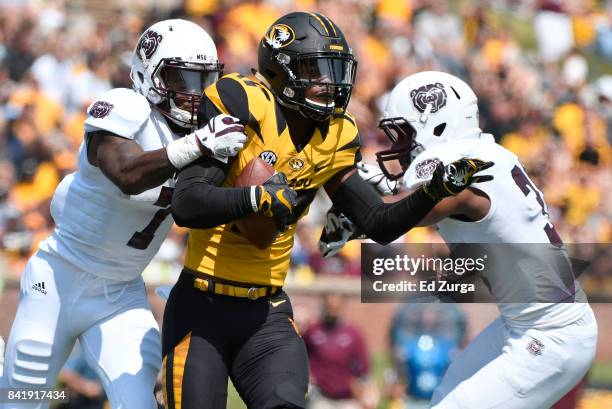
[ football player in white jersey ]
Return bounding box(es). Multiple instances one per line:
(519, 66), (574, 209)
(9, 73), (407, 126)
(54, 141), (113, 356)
(0, 19), (247, 409)
(320, 72), (598, 409)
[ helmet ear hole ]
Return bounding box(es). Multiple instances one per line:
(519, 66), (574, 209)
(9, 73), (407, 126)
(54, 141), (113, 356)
(450, 86), (460, 99)
(137, 72), (145, 83)
(433, 123), (446, 136)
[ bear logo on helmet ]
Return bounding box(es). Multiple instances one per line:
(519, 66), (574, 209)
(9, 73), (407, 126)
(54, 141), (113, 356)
(137, 30), (163, 60)
(264, 24), (295, 49)
(410, 83), (447, 114)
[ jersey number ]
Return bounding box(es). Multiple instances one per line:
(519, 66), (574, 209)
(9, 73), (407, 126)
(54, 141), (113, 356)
(510, 165), (562, 246)
(127, 187), (173, 250)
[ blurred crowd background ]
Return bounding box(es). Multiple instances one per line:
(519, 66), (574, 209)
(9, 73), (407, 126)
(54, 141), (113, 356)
(0, 0), (610, 285)
(0, 0), (611, 407)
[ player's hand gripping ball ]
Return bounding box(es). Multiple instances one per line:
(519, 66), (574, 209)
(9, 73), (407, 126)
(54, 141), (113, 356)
(235, 157), (297, 249)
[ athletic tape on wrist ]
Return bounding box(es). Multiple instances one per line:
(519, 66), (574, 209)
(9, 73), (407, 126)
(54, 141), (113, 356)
(166, 133), (202, 169)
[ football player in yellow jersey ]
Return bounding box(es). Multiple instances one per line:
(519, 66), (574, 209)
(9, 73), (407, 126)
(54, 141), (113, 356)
(162, 11), (493, 409)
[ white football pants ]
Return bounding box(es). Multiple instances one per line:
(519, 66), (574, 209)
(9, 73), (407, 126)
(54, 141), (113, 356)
(430, 306), (597, 409)
(0, 249), (161, 409)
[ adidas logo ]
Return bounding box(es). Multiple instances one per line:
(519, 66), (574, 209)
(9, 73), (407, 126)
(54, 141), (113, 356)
(32, 282), (47, 295)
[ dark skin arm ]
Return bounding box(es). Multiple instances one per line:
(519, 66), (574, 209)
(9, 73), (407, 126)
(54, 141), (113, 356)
(383, 187), (491, 226)
(87, 131), (176, 195)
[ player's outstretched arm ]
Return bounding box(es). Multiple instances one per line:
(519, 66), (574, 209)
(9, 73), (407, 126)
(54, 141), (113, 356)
(325, 169), (437, 245)
(382, 187), (491, 227)
(367, 160), (493, 226)
(324, 158), (493, 245)
(89, 114), (246, 196)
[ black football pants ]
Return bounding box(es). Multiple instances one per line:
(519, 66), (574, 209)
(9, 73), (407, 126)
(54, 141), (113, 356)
(162, 272), (308, 409)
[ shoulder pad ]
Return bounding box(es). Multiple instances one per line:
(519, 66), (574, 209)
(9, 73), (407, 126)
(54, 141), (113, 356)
(204, 73), (270, 122)
(334, 111), (360, 151)
(340, 111), (357, 128)
(84, 88), (150, 139)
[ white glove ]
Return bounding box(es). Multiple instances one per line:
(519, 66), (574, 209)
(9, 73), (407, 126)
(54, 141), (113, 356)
(196, 114), (247, 160)
(356, 162), (400, 196)
(166, 114), (247, 169)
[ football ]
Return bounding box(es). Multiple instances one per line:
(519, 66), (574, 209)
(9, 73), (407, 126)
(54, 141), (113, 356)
(234, 157), (280, 249)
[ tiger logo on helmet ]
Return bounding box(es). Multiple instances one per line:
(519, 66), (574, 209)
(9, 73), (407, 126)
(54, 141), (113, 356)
(264, 24), (295, 49)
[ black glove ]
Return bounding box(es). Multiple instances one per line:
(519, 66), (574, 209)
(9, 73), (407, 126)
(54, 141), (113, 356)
(255, 173), (298, 231)
(318, 206), (366, 257)
(424, 158), (494, 200)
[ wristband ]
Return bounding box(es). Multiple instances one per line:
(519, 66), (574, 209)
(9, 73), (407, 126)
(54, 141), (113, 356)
(249, 186), (260, 213)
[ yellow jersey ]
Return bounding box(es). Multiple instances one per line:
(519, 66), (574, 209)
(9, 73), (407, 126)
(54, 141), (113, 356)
(184, 73), (360, 286)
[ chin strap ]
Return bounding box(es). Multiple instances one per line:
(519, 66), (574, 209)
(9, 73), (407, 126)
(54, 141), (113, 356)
(253, 69), (271, 87)
(168, 98), (195, 125)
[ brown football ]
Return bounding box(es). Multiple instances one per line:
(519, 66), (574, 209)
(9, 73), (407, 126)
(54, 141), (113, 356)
(234, 157), (279, 249)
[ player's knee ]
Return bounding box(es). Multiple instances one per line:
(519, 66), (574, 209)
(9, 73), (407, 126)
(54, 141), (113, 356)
(108, 376), (158, 409)
(430, 383), (450, 407)
(141, 329), (163, 377)
(8, 340), (53, 387)
(114, 393), (157, 409)
(264, 376), (307, 409)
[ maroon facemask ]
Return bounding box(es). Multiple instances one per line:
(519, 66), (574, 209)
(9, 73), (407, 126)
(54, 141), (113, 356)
(376, 117), (423, 180)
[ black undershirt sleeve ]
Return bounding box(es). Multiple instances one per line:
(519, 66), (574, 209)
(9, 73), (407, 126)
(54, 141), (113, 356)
(330, 172), (438, 245)
(171, 156), (254, 229)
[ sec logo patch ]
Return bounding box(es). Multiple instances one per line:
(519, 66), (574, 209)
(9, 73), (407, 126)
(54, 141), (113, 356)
(259, 150), (277, 166)
(288, 158), (304, 170)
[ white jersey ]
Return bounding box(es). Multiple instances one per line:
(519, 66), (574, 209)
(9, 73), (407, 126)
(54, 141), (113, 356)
(39, 88), (179, 281)
(404, 134), (587, 329)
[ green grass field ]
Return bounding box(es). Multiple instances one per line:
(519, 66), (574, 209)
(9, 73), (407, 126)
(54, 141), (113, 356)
(226, 356), (612, 408)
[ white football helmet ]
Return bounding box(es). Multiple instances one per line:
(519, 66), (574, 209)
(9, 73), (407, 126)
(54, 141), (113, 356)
(377, 71), (480, 179)
(130, 19), (222, 127)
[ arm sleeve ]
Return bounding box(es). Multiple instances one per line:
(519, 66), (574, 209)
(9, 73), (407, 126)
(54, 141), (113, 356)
(171, 156), (255, 228)
(330, 172), (437, 245)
